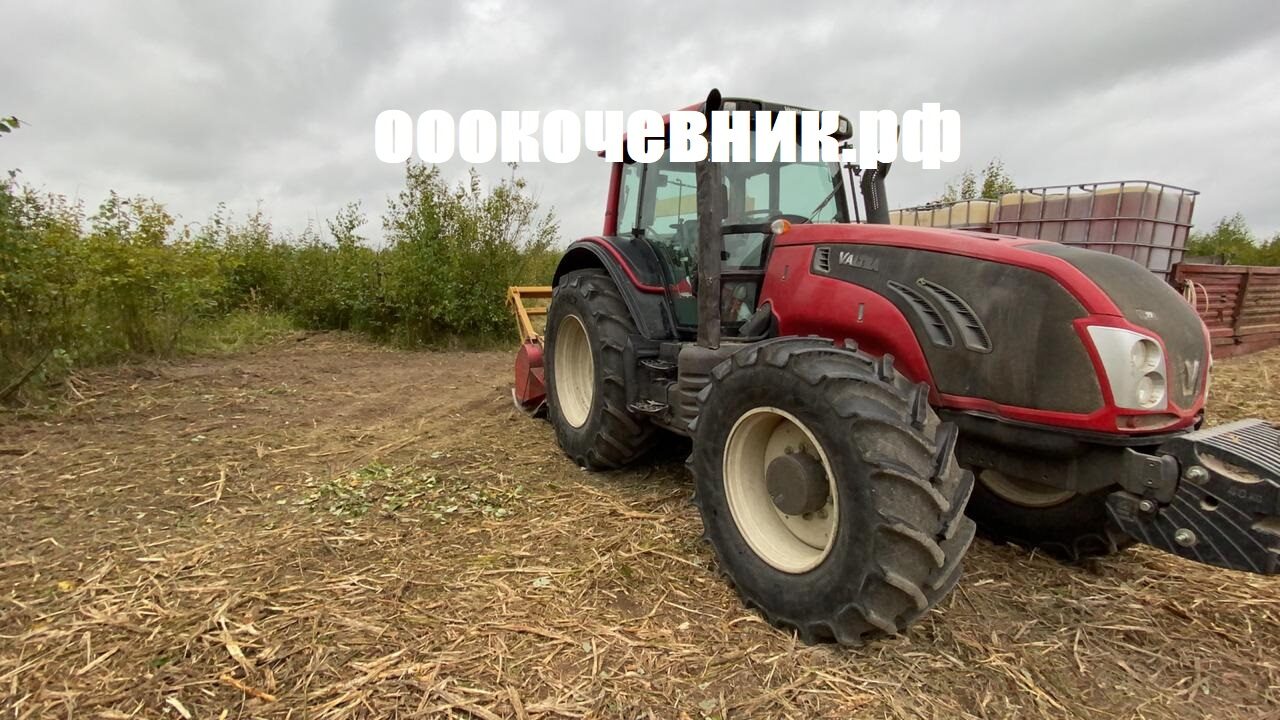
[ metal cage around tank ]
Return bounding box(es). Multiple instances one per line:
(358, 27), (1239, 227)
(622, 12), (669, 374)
(890, 199), (999, 232)
(990, 180), (1199, 281)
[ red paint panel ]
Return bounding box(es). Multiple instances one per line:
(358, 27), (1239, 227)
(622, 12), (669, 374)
(761, 240), (1206, 435)
(603, 163), (621, 236)
(760, 245), (937, 393)
(775, 224), (1121, 316)
(938, 394), (1112, 428)
(513, 340), (546, 409)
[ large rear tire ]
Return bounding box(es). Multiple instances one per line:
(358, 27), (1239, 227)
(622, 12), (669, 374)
(545, 269), (655, 469)
(691, 338), (976, 645)
(965, 471), (1132, 561)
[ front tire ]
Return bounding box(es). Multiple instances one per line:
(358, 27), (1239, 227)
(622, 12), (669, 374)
(691, 338), (976, 645)
(965, 470), (1132, 561)
(545, 269), (655, 469)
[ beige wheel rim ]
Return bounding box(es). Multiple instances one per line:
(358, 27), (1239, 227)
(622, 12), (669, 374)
(979, 469), (1075, 508)
(554, 314), (594, 428)
(723, 407), (838, 573)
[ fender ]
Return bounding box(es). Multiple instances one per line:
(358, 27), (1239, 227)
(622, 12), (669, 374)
(552, 237), (676, 340)
(761, 244), (937, 396)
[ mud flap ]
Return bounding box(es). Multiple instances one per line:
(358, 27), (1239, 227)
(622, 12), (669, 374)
(1107, 419), (1280, 574)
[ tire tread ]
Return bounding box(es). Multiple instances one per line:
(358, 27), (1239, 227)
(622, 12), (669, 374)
(547, 270), (655, 469)
(692, 337), (976, 645)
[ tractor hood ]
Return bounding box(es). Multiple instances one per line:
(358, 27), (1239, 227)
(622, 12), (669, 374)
(769, 222), (1210, 433)
(776, 223), (1105, 307)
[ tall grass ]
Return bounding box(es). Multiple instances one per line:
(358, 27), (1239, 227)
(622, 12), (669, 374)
(0, 162), (560, 403)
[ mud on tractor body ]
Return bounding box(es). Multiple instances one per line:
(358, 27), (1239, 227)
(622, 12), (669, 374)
(508, 90), (1280, 645)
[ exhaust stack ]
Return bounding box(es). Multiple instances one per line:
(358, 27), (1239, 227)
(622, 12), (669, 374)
(860, 161), (892, 225)
(695, 89), (725, 349)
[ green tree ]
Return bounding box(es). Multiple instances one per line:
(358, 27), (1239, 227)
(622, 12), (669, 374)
(382, 162), (557, 341)
(0, 159), (561, 403)
(1185, 213), (1280, 266)
(941, 159), (1016, 202)
(85, 193), (223, 353)
(1257, 234), (1280, 266)
(0, 171), (85, 399)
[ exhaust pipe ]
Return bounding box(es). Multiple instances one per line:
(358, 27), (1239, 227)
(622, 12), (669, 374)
(695, 89), (725, 349)
(860, 160), (892, 224)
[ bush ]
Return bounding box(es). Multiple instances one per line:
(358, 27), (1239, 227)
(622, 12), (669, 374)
(84, 192), (225, 355)
(382, 163), (558, 341)
(1186, 214), (1280, 267)
(1, 175), (84, 393)
(0, 163), (560, 403)
(1, 178), (227, 401)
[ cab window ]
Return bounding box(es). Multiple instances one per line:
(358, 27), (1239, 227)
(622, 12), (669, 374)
(633, 142), (846, 329)
(616, 162), (642, 235)
(639, 155), (700, 325)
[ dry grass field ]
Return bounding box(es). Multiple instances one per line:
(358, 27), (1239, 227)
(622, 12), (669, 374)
(2, 337), (1278, 719)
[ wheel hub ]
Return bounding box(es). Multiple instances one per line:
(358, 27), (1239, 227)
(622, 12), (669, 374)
(722, 407), (839, 574)
(553, 313), (594, 428)
(766, 452), (829, 515)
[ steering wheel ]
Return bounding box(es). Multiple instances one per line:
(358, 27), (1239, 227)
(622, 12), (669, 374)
(735, 209), (775, 224)
(734, 209), (811, 227)
(768, 213), (811, 226)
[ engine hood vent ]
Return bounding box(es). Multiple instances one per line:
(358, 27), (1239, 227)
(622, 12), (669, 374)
(814, 247), (832, 273)
(888, 280), (954, 348)
(917, 279), (993, 353)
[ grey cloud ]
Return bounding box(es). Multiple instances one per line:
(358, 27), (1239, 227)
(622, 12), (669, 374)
(2, 0), (1278, 245)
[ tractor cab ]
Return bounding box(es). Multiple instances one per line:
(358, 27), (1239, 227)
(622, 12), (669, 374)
(609, 94), (864, 339)
(618, 140), (850, 329)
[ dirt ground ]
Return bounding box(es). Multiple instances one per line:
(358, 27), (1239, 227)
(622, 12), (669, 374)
(2, 336), (1278, 720)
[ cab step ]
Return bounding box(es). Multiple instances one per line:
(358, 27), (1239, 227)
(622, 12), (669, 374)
(640, 358), (677, 374)
(629, 400), (669, 416)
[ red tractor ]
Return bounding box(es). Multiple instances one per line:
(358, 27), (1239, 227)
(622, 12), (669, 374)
(511, 90), (1280, 645)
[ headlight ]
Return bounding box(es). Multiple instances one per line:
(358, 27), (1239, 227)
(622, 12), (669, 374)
(1135, 372), (1165, 407)
(1130, 338), (1161, 373)
(1086, 326), (1168, 411)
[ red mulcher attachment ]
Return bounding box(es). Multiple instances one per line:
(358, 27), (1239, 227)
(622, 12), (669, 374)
(507, 286), (552, 416)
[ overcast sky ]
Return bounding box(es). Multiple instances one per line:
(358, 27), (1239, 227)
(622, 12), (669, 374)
(4, 1), (1280, 245)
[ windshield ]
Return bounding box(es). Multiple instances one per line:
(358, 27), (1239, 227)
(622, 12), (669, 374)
(623, 136), (847, 328)
(638, 147), (846, 238)
(726, 157), (846, 225)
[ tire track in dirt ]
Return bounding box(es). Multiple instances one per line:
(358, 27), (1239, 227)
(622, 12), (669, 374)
(2, 337), (1278, 719)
